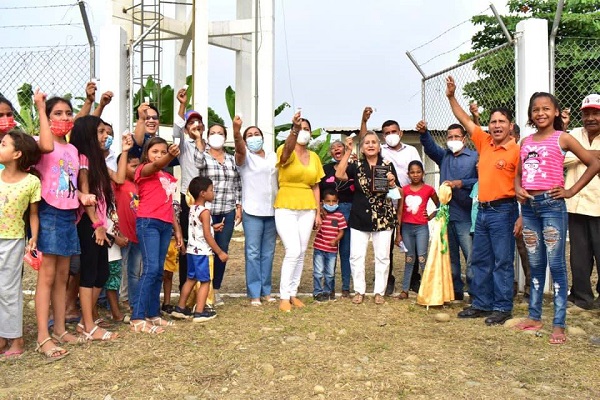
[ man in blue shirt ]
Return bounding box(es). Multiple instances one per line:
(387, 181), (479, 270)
(417, 120), (478, 300)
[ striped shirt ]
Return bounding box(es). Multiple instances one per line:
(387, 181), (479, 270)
(194, 149), (242, 215)
(520, 130), (566, 190)
(314, 211), (347, 253)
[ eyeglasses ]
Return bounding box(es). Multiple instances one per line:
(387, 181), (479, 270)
(146, 115), (159, 121)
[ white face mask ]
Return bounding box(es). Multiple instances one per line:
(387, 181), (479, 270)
(385, 134), (400, 148)
(447, 140), (464, 153)
(296, 130), (311, 145)
(208, 134), (225, 149)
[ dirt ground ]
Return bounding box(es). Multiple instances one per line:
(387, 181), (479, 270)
(3, 231), (600, 399)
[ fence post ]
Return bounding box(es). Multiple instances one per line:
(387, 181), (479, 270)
(98, 25), (129, 152)
(514, 18), (551, 293)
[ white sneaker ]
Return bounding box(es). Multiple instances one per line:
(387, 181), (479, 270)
(214, 293), (225, 307)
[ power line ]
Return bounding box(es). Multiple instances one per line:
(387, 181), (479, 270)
(0, 23), (83, 29)
(0, 3), (76, 10)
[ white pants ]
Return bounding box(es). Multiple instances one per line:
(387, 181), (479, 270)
(350, 228), (392, 296)
(275, 208), (316, 300)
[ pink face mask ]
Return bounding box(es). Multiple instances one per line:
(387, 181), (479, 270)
(0, 116), (16, 133)
(50, 120), (74, 137)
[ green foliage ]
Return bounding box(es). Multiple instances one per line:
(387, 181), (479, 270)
(207, 107), (225, 127)
(461, 0), (600, 126)
(132, 76), (174, 125)
(225, 86), (236, 121)
(14, 83), (38, 135)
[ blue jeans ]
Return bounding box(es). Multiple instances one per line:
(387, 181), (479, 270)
(447, 220), (473, 295)
(133, 218), (172, 320)
(212, 209), (236, 290)
(243, 211), (276, 298)
(401, 223), (429, 292)
(470, 201), (517, 312)
(313, 249), (337, 295)
(522, 194), (568, 328)
(121, 241), (143, 307)
(337, 202), (352, 291)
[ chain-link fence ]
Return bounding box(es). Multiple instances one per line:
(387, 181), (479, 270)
(554, 37), (600, 129)
(0, 45), (90, 132)
(420, 42), (515, 185)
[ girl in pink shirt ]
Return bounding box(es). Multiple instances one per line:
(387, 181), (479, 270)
(130, 137), (183, 334)
(33, 91), (88, 360)
(514, 92), (600, 344)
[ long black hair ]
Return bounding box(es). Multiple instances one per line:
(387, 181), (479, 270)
(69, 115), (114, 211)
(527, 92), (564, 131)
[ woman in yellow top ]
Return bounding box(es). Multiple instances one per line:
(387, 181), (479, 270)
(275, 112), (324, 312)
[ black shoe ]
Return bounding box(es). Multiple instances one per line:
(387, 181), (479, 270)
(329, 292), (337, 301)
(314, 293), (328, 302)
(385, 275), (395, 296)
(161, 303), (174, 315)
(454, 291), (464, 301)
(457, 307), (492, 319)
(484, 311), (512, 326)
(171, 306), (192, 319)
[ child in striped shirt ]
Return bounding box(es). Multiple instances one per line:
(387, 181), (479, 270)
(313, 188), (347, 302)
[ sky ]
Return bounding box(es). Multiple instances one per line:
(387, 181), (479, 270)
(0, 0), (509, 129)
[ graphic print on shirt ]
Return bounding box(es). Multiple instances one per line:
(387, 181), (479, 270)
(129, 191), (140, 214)
(159, 173), (178, 203)
(405, 195), (423, 215)
(0, 195), (8, 218)
(522, 147), (546, 184)
(54, 154), (77, 199)
(325, 174), (355, 193)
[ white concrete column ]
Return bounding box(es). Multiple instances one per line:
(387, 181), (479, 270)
(98, 24), (128, 153)
(174, 3), (188, 118)
(515, 18), (549, 135)
(235, 0), (253, 129)
(193, 0), (209, 123)
(255, 0), (275, 152)
(515, 18), (551, 293)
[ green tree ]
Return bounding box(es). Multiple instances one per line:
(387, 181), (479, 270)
(461, 0), (600, 126)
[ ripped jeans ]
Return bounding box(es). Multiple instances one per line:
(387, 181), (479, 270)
(521, 193), (568, 328)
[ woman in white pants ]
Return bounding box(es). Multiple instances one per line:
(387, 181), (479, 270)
(335, 132), (401, 305)
(274, 112), (324, 312)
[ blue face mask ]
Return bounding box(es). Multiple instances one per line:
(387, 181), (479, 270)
(323, 204), (339, 212)
(246, 136), (264, 153)
(105, 136), (113, 150)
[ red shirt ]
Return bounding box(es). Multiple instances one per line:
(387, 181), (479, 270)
(114, 180), (139, 243)
(314, 211), (347, 253)
(402, 184), (436, 225)
(134, 165), (177, 223)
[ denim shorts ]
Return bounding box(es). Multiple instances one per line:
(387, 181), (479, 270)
(37, 200), (80, 256)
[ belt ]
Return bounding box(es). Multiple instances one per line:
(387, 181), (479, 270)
(479, 197), (516, 208)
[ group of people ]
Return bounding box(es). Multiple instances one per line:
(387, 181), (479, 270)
(1, 76), (600, 362)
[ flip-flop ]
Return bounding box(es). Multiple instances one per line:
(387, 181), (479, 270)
(514, 321), (543, 331)
(549, 332), (567, 345)
(2, 350), (24, 359)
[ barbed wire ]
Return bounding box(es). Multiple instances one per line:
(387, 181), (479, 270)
(420, 38), (473, 67)
(0, 44), (88, 50)
(409, 6), (490, 53)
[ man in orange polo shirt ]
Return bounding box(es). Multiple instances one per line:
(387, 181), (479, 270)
(445, 76), (520, 326)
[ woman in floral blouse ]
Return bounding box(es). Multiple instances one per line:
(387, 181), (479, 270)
(335, 132), (401, 305)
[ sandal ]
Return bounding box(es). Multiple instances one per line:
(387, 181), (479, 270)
(374, 294), (385, 305)
(146, 317), (175, 327)
(130, 320), (164, 334)
(352, 293), (364, 304)
(35, 337), (69, 362)
(51, 331), (87, 345)
(397, 291), (409, 300)
(549, 331), (567, 345)
(82, 325), (118, 341)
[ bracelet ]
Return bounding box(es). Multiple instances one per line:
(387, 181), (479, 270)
(92, 221), (103, 229)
